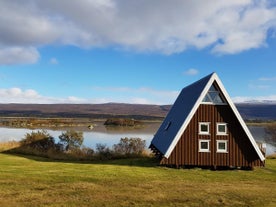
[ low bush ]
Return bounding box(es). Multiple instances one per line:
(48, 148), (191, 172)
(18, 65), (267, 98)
(95, 143), (113, 160)
(20, 130), (55, 152)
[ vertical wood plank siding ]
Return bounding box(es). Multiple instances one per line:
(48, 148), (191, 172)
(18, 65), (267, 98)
(160, 104), (264, 168)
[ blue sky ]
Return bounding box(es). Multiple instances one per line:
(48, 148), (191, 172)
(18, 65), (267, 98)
(0, 0), (276, 105)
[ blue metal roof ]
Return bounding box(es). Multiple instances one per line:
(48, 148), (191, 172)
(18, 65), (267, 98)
(150, 73), (214, 156)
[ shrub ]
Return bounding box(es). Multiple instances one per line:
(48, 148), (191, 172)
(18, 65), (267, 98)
(20, 130), (56, 152)
(81, 147), (95, 156)
(113, 137), (146, 156)
(95, 143), (112, 160)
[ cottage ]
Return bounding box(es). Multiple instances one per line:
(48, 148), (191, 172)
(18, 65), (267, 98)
(150, 72), (265, 169)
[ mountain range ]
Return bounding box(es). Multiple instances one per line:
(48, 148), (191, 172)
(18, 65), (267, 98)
(0, 103), (275, 121)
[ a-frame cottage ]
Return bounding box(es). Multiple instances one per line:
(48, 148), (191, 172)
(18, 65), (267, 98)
(150, 72), (265, 169)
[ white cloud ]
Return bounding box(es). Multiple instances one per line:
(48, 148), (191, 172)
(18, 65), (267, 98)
(0, 0), (275, 65)
(0, 87), (40, 103)
(0, 86), (179, 105)
(0, 47), (39, 65)
(1, 86), (275, 105)
(183, 68), (199, 76)
(0, 87), (80, 104)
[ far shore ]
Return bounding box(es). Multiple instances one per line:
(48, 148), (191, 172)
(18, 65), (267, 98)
(0, 117), (163, 129)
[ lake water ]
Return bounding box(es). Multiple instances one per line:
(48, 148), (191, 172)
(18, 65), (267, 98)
(0, 122), (275, 155)
(0, 122), (159, 151)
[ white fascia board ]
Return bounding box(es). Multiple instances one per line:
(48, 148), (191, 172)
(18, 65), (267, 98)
(214, 74), (265, 161)
(164, 73), (215, 158)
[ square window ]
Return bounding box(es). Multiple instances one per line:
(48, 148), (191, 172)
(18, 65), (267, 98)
(199, 140), (210, 152)
(217, 123), (227, 135)
(217, 140), (228, 153)
(199, 122), (210, 135)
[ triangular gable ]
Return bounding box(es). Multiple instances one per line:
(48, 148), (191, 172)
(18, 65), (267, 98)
(150, 72), (265, 161)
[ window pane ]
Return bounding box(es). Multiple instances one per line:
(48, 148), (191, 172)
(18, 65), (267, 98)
(164, 121), (171, 131)
(209, 92), (218, 100)
(202, 94), (211, 102)
(209, 85), (217, 92)
(218, 142), (226, 150)
(201, 142), (208, 149)
(218, 125), (226, 132)
(217, 141), (227, 153)
(213, 94), (224, 103)
(201, 124), (208, 132)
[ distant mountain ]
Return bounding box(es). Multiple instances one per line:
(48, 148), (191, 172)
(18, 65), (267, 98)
(0, 103), (170, 120)
(235, 103), (276, 121)
(0, 103), (275, 121)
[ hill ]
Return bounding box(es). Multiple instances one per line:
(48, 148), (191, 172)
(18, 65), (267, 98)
(0, 103), (275, 121)
(0, 103), (170, 120)
(235, 103), (276, 121)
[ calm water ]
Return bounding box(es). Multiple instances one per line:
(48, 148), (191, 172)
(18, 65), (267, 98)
(0, 122), (275, 155)
(0, 122), (160, 150)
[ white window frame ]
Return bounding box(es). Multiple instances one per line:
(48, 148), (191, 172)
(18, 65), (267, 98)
(216, 123), (227, 135)
(199, 139), (210, 152)
(199, 122), (210, 135)
(216, 140), (228, 153)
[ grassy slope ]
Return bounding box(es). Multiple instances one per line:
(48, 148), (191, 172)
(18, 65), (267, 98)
(0, 153), (275, 207)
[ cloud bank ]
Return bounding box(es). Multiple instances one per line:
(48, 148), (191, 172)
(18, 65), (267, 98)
(0, 0), (276, 64)
(1, 86), (275, 105)
(0, 87), (179, 105)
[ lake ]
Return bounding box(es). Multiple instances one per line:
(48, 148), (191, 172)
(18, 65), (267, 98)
(0, 121), (159, 151)
(0, 122), (275, 155)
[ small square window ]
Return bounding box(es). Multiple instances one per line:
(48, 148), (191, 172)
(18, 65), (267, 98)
(199, 122), (210, 135)
(199, 140), (210, 152)
(217, 140), (228, 153)
(217, 123), (227, 135)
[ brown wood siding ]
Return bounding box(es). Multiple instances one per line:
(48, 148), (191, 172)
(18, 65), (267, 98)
(160, 104), (264, 167)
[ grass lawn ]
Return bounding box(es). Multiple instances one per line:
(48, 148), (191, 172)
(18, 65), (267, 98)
(0, 153), (275, 207)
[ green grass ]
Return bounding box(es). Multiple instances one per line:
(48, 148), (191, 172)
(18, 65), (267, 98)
(0, 153), (275, 207)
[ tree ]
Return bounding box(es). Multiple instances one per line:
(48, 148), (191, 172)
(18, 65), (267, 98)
(58, 130), (83, 151)
(113, 137), (146, 156)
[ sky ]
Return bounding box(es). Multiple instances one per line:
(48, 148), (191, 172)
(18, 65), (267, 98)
(0, 0), (276, 105)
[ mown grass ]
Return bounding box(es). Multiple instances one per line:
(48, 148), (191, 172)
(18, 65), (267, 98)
(0, 153), (275, 207)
